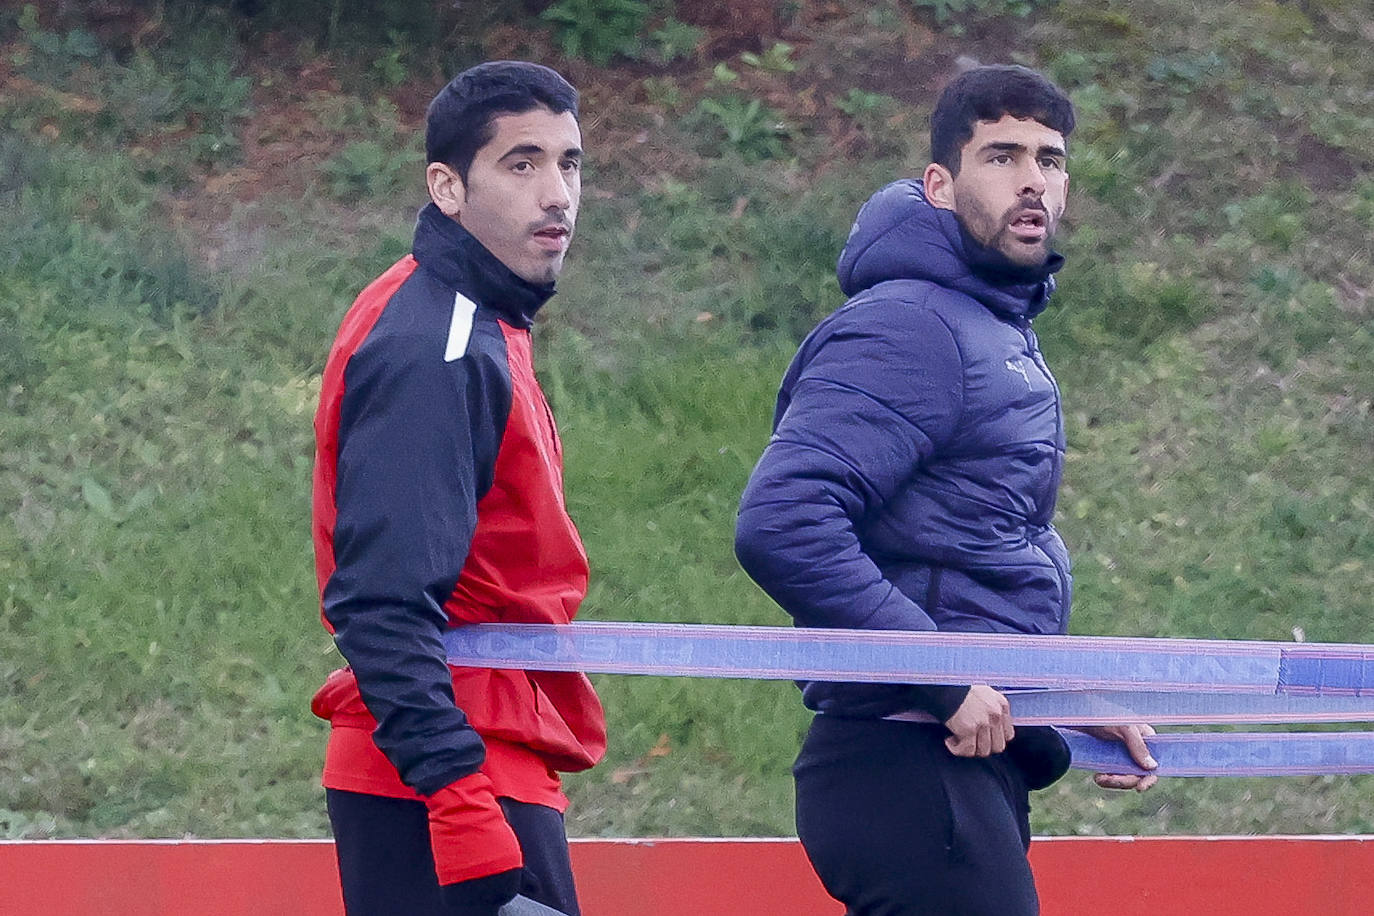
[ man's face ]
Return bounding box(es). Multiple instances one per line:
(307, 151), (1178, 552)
(928, 114), (1069, 267)
(437, 106), (583, 284)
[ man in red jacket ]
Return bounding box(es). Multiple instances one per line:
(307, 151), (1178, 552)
(311, 61), (605, 916)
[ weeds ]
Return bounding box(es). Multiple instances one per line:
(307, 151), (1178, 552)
(649, 18), (705, 64)
(321, 139), (423, 201)
(906, 0), (1046, 32)
(740, 42), (797, 74)
(4, 0), (1374, 844)
(640, 76), (684, 110)
(0, 130), (213, 321)
(1222, 184), (1311, 253)
(694, 97), (790, 161)
(541, 0), (650, 65)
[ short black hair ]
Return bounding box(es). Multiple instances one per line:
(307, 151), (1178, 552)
(425, 60), (579, 182)
(930, 65), (1074, 174)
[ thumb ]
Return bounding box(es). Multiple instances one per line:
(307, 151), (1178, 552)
(1122, 727), (1158, 770)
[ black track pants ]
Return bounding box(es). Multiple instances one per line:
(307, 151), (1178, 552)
(794, 715), (1039, 916)
(326, 789), (580, 916)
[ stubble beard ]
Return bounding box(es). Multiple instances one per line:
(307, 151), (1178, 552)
(959, 196), (1054, 268)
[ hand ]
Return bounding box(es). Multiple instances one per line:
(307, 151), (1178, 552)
(943, 684), (1014, 757)
(1078, 723), (1159, 792)
(424, 771), (523, 889)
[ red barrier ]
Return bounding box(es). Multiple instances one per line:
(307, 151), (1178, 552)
(3, 836), (1374, 915)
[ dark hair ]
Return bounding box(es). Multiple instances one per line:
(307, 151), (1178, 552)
(929, 65), (1074, 174)
(425, 61), (578, 181)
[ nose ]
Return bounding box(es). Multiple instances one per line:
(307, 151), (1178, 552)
(541, 167), (573, 213)
(1019, 161), (1047, 198)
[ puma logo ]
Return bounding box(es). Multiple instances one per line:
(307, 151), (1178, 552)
(1005, 358), (1032, 389)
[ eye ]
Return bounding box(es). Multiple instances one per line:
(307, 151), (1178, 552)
(1039, 156), (1063, 170)
(990, 153), (1013, 165)
(560, 158), (581, 173)
(511, 160), (534, 173)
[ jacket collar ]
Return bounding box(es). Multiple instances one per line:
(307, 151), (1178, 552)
(836, 179), (1063, 321)
(411, 202), (555, 328)
(952, 215), (1064, 320)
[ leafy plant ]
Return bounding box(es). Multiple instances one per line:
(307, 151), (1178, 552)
(370, 29), (409, 86)
(541, 0), (650, 65)
(186, 131), (242, 168)
(740, 42), (796, 73)
(650, 18), (705, 63)
(175, 56), (253, 166)
(641, 77), (683, 110)
(833, 89), (905, 156)
(1221, 184), (1310, 252)
(833, 89), (888, 118)
(696, 96), (790, 161)
(177, 57), (252, 126)
(710, 62), (740, 85)
(320, 139), (422, 201)
(13, 4), (101, 80)
(1145, 51), (1228, 92)
(102, 54), (181, 139)
(906, 0), (1044, 32)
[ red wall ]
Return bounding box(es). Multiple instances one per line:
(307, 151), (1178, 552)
(3, 836), (1373, 915)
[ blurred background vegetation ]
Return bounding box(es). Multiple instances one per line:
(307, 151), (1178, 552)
(1, 0), (1372, 840)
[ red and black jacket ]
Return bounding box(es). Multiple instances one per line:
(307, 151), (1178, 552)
(311, 203), (606, 806)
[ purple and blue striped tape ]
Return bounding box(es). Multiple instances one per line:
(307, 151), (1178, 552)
(1060, 730), (1374, 778)
(440, 622), (1374, 777)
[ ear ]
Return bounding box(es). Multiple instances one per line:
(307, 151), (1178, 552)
(923, 162), (956, 211)
(426, 162), (465, 219)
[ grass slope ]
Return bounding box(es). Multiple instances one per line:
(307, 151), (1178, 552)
(1, 0), (1372, 840)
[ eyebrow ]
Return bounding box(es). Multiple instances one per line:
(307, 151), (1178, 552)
(980, 141), (1067, 159)
(497, 143), (583, 162)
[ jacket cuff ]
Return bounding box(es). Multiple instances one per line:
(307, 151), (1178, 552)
(907, 684), (971, 723)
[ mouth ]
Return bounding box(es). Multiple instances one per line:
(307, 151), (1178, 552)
(532, 224), (571, 253)
(1008, 209), (1048, 243)
(1005, 208), (1044, 243)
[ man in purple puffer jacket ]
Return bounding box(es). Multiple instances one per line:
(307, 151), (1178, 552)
(735, 65), (1157, 916)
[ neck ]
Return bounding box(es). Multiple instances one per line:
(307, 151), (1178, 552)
(412, 203), (556, 327)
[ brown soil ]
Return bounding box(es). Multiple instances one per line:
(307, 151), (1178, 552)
(2, 0), (1029, 260)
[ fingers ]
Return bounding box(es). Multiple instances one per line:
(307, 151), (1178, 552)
(1087, 723), (1159, 793)
(1120, 725), (1159, 771)
(1094, 772), (1158, 793)
(943, 686), (1012, 758)
(945, 727), (993, 757)
(944, 722), (1007, 757)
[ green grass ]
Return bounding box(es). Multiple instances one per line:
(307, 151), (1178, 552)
(3, 0), (1374, 842)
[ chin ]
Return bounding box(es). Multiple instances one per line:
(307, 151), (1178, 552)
(517, 263), (561, 285)
(1004, 245), (1049, 267)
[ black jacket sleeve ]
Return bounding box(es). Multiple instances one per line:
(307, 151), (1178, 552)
(322, 324), (509, 796)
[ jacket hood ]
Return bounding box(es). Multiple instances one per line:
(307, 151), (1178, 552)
(836, 179), (1062, 320)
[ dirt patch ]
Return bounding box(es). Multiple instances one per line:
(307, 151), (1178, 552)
(1292, 132), (1369, 192)
(10, 0), (1038, 264)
